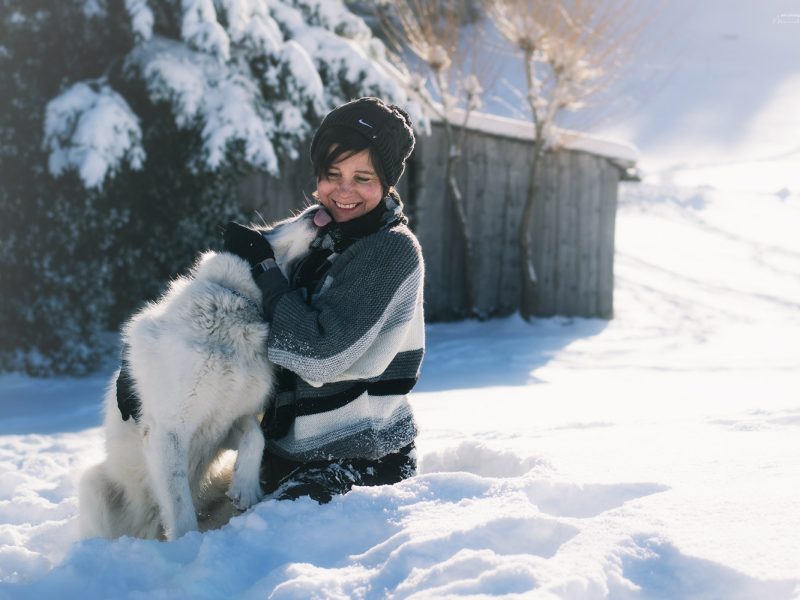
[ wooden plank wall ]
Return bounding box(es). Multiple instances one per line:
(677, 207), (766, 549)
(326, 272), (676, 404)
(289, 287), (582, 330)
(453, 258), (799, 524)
(238, 121), (621, 321)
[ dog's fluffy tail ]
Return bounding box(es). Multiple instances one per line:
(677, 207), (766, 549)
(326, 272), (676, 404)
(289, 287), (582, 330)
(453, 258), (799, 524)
(78, 462), (163, 540)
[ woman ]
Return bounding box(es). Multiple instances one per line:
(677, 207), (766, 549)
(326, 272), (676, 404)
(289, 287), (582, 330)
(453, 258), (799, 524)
(223, 97), (425, 503)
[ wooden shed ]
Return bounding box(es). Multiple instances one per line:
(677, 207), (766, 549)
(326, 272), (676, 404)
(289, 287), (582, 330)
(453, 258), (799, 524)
(238, 111), (638, 321)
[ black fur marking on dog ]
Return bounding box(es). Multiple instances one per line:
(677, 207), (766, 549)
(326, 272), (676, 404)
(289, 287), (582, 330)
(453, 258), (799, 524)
(116, 357), (142, 423)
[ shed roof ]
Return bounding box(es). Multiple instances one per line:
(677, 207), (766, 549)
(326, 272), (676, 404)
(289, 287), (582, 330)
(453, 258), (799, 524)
(428, 108), (639, 168)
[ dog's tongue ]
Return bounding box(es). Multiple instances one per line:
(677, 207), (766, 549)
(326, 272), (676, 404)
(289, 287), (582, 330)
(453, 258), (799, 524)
(313, 208), (332, 227)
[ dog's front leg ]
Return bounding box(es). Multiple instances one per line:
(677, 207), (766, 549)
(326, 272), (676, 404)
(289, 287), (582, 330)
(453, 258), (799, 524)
(143, 428), (198, 540)
(225, 415), (265, 511)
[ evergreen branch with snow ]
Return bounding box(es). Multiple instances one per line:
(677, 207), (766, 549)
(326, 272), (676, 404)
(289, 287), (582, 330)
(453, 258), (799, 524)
(43, 0), (413, 190)
(1, 0), (418, 375)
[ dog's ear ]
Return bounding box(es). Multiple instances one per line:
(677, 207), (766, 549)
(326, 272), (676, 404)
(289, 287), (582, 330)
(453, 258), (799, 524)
(266, 214), (318, 275)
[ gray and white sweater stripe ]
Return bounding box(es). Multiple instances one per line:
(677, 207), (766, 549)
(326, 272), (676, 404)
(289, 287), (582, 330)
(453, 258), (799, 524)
(266, 224), (425, 461)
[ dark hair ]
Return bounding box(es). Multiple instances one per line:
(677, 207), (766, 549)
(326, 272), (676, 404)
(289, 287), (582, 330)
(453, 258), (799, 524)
(310, 125), (389, 195)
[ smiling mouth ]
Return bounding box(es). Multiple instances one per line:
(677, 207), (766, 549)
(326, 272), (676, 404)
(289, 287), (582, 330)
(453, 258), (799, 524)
(333, 201), (359, 209)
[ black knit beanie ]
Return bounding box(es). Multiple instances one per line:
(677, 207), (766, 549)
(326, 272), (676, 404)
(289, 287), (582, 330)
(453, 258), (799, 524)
(310, 97), (416, 189)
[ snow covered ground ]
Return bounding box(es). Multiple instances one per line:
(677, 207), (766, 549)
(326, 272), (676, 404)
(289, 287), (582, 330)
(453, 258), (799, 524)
(3, 1), (800, 598)
(1, 181), (798, 598)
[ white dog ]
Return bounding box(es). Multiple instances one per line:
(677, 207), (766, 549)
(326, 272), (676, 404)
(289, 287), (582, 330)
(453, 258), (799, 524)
(79, 206), (322, 541)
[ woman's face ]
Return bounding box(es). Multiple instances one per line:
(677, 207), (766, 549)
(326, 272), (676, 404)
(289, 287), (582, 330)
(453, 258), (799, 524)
(316, 149), (384, 223)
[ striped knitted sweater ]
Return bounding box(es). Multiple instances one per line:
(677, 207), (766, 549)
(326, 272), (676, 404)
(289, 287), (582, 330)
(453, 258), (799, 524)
(264, 208), (425, 462)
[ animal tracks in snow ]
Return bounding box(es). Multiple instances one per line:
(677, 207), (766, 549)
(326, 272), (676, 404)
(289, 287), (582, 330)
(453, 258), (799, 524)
(419, 440), (668, 519)
(420, 440), (550, 479)
(398, 440), (798, 599)
(522, 480), (669, 519)
(709, 407), (800, 431)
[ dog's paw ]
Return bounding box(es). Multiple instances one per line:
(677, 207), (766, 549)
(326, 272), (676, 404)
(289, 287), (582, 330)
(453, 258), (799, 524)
(227, 479), (264, 511)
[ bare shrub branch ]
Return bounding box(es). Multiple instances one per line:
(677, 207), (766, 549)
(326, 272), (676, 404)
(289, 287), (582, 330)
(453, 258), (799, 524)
(376, 0), (494, 317)
(484, 0), (654, 318)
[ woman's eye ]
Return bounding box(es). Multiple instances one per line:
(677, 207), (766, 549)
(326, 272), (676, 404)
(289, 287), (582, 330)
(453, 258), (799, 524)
(326, 172), (341, 180)
(355, 177), (373, 184)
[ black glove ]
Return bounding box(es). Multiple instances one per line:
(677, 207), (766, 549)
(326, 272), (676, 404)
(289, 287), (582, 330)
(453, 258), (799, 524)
(223, 221), (274, 267)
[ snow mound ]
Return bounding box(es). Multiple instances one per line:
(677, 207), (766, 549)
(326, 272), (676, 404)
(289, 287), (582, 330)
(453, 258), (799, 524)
(0, 461), (677, 599)
(614, 536), (800, 600)
(523, 480), (669, 519)
(420, 440), (547, 478)
(0, 434), (679, 599)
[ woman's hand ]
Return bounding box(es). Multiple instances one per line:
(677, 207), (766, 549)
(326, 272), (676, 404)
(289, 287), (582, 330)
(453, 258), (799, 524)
(223, 221), (274, 267)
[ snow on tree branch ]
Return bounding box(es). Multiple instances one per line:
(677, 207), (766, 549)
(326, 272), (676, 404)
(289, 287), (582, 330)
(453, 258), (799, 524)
(290, 0), (372, 39)
(43, 82), (145, 189)
(126, 38), (212, 127)
(44, 0), (415, 189)
(280, 40), (325, 109)
(125, 0), (153, 41)
(201, 72), (278, 171)
(271, 2), (407, 106)
(181, 0), (230, 60)
(217, 0), (282, 55)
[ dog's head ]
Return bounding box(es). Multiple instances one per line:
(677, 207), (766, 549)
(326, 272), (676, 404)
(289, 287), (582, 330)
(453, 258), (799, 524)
(259, 205), (324, 279)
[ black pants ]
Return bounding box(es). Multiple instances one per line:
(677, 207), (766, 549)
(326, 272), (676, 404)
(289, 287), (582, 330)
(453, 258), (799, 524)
(260, 444), (416, 504)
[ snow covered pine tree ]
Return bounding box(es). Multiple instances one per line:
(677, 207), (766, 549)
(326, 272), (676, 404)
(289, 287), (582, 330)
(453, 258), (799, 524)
(0, 0), (418, 375)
